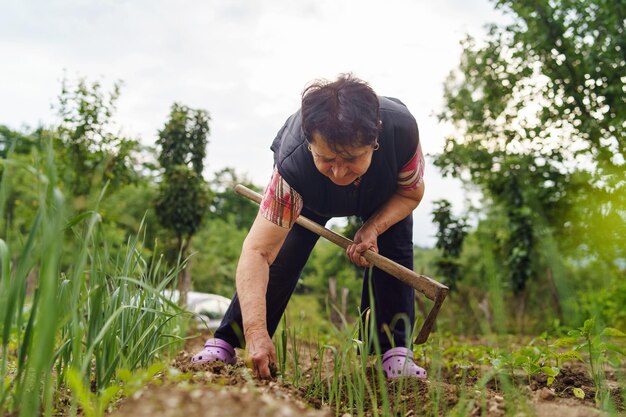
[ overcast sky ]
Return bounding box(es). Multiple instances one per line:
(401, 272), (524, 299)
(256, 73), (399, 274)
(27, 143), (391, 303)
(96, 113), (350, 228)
(0, 0), (507, 246)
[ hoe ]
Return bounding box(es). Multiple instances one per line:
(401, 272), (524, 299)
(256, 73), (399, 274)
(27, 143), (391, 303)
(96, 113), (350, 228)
(234, 184), (449, 344)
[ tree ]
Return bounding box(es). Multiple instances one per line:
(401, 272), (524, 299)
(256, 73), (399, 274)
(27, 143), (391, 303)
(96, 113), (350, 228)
(0, 127), (44, 240)
(0, 126), (36, 159)
(2, 82), (156, 270)
(190, 217), (248, 296)
(440, 0), (624, 171)
(155, 103), (211, 302)
(55, 77), (140, 198)
(300, 239), (362, 325)
(208, 168), (260, 229)
(438, 0), (625, 254)
(431, 199), (468, 291)
(436, 0), (625, 327)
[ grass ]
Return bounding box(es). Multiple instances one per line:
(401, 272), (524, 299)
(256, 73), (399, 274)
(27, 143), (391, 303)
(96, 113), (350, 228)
(272, 321), (625, 416)
(276, 291), (625, 416)
(0, 141), (187, 417)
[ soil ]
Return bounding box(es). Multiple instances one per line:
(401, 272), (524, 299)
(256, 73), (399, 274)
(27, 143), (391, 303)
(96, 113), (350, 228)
(108, 336), (332, 417)
(106, 332), (625, 417)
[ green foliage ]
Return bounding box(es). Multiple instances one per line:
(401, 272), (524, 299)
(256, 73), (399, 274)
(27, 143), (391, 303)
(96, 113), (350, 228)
(116, 363), (165, 399)
(413, 246), (439, 275)
(284, 294), (335, 343)
(341, 216), (362, 241)
(300, 239), (362, 320)
(436, 149), (565, 296)
(432, 199), (468, 291)
(438, 0), (626, 251)
(0, 150), (44, 241)
(155, 103), (211, 248)
(568, 317), (626, 404)
(66, 368), (120, 417)
(0, 125), (36, 159)
(436, 0), (625, 329)
(0, 146), (185, 417)
(99, 182), (160, 244)
(495, 0), (624, 166)
(189, 217), (248, 295)
(441, 0), (624, 170)
(297, 291), (396, 417)
(187, 167), (263, 295)
(279, 299), (624, 416)
(66, 363), (167, 417)
(2, 87), (161, 273)
(155, 165), (210, 243)
(156, 103), (209, 175)
(55, 77), (141, 197)
(573, 387), (586, 399)
(578, 271), (626, 330)
(207, 168), (259, 229)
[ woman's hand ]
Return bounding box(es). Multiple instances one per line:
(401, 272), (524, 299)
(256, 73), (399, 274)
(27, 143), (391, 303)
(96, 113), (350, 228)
(237, 213), (288, 380)
(346, 182), (425, 267)
(245, 328), (277, 379)
(346, 224), (379, 267)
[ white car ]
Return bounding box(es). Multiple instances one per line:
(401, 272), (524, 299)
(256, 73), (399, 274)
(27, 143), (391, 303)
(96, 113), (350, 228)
(162, 290), (231, 330)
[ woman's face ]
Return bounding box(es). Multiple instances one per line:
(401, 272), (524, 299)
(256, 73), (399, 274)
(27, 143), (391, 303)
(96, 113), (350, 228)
(308, 132), (376, 186)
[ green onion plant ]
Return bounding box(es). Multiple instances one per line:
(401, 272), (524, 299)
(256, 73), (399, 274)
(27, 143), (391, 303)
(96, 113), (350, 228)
(0, 140), (187, 417)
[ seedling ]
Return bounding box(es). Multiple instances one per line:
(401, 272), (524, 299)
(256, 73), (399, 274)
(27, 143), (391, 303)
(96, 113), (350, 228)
(568, 318), (626, 405)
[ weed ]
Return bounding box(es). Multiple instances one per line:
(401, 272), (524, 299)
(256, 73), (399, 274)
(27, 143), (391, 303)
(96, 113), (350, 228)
(568, 317), (626, 405)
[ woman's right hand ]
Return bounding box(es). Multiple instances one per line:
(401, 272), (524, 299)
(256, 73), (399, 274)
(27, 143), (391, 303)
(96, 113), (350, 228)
(237, 212), (289, 380)
(245, 328), (277, 379)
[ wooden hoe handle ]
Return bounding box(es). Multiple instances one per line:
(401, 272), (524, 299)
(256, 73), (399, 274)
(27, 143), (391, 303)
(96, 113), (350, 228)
(234, 184), (448, 344)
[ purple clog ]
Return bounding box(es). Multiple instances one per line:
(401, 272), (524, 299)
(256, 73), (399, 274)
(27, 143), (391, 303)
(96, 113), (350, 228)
(382, 347), (427, 379)
(191, 338), (236, 365)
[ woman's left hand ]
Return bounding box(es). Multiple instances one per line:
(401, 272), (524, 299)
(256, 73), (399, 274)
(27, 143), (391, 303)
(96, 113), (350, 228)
(346, 224), (379, 267)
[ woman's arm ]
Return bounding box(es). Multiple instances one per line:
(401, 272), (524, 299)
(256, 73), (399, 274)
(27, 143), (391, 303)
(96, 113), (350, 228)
(346, 180), (425, 266)
(236, 212), (290, 378)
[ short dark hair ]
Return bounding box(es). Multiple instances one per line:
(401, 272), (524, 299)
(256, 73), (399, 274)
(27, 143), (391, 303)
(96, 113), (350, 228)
(301, 74), (380, 151)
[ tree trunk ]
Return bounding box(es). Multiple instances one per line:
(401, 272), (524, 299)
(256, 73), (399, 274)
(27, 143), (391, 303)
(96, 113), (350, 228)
(478, 294), (492, 329)
(341, 287), (349, 322)
(414, 293), (430, 327)
(516, 290), (527, 334)
(328, 277), (349, 329)
(178, 238), (192, 309)
(415, 268), (430, 323)
(546, 268), (564, 322)
(328, 276), (342, 329)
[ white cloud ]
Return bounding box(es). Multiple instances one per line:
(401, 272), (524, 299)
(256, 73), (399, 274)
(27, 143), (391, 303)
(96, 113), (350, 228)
(0, 0), (508, 246)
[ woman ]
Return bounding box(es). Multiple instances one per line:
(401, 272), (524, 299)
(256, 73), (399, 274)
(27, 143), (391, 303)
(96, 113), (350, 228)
(192, 74), (426, 379)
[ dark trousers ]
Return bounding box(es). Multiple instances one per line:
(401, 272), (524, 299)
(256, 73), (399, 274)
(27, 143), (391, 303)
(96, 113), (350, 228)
(214, 208), (415, 352)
